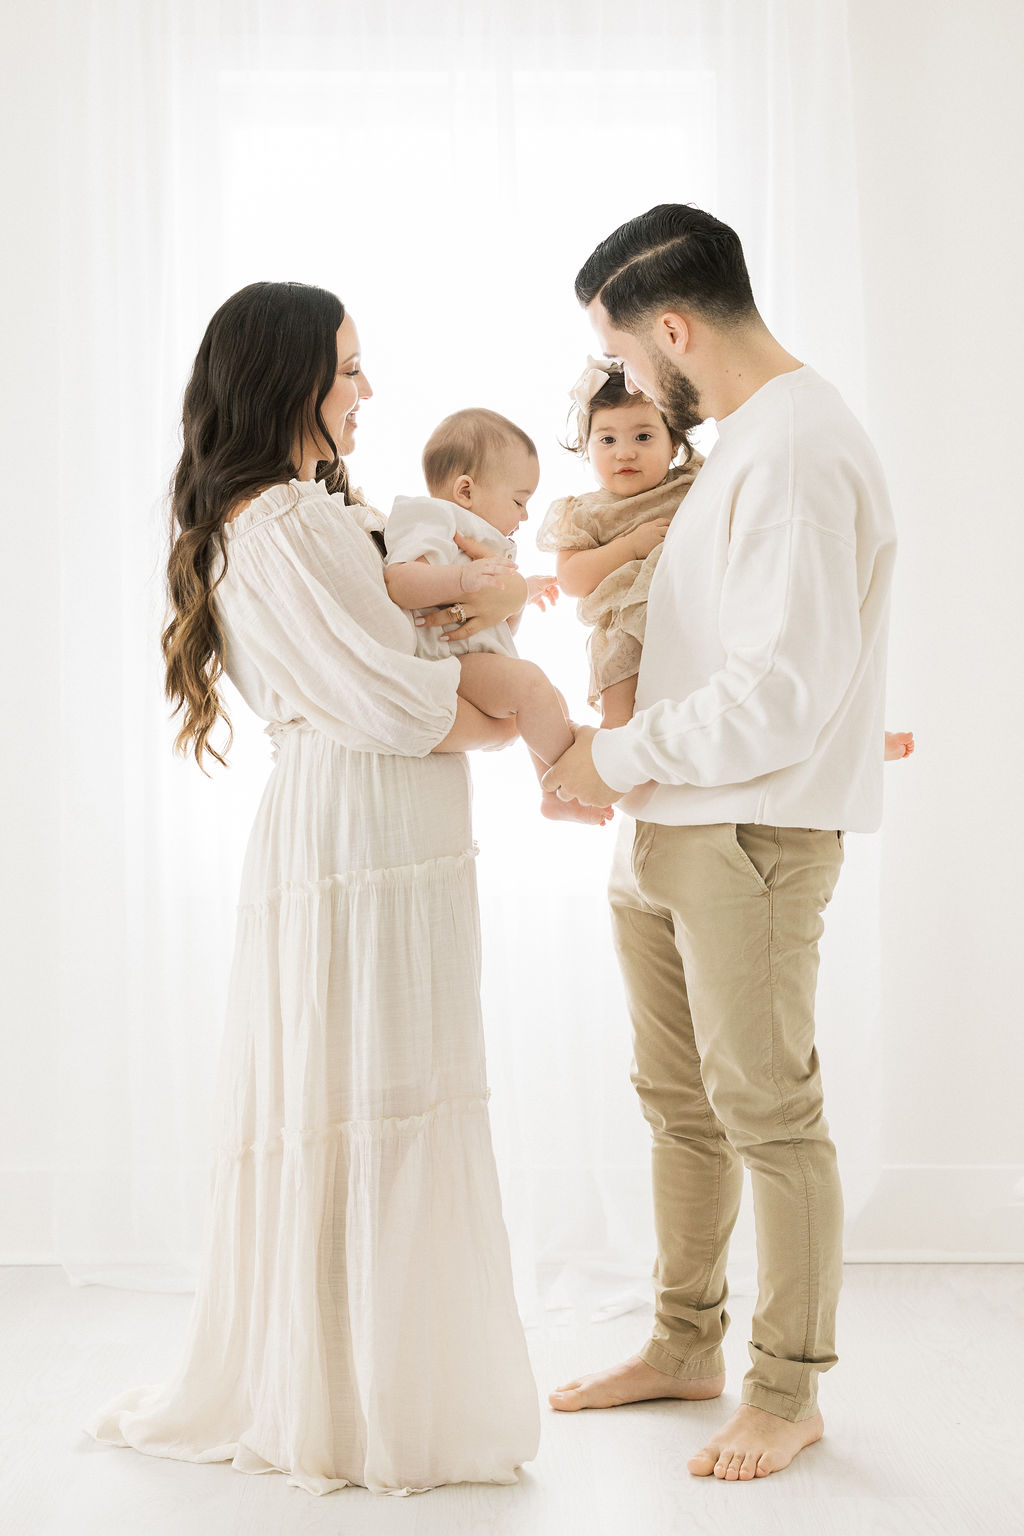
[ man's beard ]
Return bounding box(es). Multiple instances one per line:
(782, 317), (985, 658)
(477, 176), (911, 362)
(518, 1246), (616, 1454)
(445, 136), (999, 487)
(649, 349), (704, 437)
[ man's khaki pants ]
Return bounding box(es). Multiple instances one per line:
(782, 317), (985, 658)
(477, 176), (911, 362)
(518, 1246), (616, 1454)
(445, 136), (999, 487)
(609, 819), (845, 1422)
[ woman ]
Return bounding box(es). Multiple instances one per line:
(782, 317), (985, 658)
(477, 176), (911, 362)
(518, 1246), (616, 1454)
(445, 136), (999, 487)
(86, 282), (540, 1495)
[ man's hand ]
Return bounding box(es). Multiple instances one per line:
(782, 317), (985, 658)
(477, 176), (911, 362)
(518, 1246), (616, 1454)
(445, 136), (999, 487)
(542, 725), (623, 808)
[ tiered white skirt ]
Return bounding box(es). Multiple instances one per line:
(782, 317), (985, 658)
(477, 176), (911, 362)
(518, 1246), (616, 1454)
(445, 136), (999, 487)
(87, 729), (540, 1494)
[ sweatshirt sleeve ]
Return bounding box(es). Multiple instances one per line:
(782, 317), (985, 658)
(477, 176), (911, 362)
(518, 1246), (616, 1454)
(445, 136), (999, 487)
(592, 503), (864, 794)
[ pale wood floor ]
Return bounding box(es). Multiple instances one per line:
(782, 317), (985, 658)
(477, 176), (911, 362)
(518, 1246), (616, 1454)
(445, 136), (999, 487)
(1, 1264), (1021, 1536)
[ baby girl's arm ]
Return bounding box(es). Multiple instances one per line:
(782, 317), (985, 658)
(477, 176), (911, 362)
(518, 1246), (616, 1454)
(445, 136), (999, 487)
(557, 520), (672, 598)
(385, 554), (514, 610)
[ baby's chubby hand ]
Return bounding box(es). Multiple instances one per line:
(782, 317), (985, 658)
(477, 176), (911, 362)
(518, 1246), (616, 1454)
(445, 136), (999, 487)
(526, 574), (559, 611)
(631, 518), (672, 559)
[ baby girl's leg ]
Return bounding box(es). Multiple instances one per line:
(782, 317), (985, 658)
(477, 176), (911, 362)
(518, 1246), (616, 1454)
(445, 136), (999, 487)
(457, 653), (573, 768)
(884, 729), (915, 761)
(600, 676), (638, 729)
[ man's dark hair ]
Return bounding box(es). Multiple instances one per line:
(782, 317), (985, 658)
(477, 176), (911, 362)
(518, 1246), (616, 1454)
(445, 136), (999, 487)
(575, 204), (757, 331)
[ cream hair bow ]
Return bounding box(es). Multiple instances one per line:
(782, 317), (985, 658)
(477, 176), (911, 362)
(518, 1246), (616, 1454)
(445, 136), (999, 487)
(569, 354), (623, 413)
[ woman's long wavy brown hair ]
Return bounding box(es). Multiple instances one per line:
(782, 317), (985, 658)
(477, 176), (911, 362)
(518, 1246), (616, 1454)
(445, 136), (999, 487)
(163, 281), (349, 769)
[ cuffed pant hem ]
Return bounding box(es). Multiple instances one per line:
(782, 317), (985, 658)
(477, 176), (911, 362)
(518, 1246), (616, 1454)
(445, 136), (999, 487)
(741, 1381), (818, 1423)
(640, 1339), (726, 1381)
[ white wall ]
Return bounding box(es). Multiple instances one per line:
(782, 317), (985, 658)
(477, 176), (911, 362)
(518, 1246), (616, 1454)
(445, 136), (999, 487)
(0, 8), (62, 1260)
(846, 0), (1024, 1254)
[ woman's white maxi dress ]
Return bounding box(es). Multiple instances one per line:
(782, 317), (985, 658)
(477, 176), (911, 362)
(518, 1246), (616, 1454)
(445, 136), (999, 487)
(87, 480), (540, 1495)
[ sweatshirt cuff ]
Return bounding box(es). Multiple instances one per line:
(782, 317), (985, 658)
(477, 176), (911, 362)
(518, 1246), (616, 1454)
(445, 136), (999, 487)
(592, 726), (644, 794)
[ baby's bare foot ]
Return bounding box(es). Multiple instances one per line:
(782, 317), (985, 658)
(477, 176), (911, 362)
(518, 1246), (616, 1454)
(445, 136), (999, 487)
(541, 791), (613, 826)
(549, 1354), (725, 1411)
(884, 729), (915, 760)
(687, 1403), (824, 1480)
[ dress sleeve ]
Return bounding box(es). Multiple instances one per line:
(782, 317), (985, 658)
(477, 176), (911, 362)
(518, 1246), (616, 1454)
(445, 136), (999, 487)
(219, 501), (461, 756)
(535, 496), (600, 554)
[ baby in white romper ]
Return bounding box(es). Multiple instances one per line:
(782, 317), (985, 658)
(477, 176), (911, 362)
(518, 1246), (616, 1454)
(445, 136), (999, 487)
(385, 407), (612, 823)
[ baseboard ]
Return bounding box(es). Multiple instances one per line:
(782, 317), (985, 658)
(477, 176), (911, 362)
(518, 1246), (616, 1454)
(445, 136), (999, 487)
(844, 1163), (1024, 1257)
(844, 1250), (1024, 1263)
(0, 1168), (54, 1261)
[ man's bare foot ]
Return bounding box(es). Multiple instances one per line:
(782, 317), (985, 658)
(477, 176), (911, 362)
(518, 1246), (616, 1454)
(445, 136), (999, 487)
(549, 1354), (725, 1411)
(541, 791), (613, 826)
(687, 1403), (824, 1480)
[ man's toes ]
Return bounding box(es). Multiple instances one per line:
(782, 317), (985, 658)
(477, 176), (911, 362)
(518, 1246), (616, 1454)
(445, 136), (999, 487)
(739, 1450), (760, 1480)
(686, 1445), (718, 1477)
(755, 1450), (777, 1477)
(722, 1452), (744, 1481)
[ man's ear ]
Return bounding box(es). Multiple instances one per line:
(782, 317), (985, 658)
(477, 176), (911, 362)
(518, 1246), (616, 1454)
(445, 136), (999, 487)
(451, 474), (474, 508)
(656, 311), (691, 356)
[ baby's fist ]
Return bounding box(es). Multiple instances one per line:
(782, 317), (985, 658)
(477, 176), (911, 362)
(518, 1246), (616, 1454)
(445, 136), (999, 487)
(527, 573), (560, 610)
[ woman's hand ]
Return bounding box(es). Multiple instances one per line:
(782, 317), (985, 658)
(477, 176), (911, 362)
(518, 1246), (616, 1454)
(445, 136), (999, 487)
(417, 542), (529, 640)
(454, 531), (512, 563)
(630, 519), (672, 559)
(459, 557), (514, 594)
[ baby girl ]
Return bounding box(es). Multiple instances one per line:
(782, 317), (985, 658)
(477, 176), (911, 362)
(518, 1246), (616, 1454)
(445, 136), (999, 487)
(538, 358), (915, 761)
(384, 407), (612, 822)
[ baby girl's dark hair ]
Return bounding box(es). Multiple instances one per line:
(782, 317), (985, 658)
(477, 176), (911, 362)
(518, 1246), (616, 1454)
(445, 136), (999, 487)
(564, 370), (692, 463)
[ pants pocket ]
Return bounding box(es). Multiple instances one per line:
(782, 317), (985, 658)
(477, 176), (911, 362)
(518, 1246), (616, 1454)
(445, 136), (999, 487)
(728, 823), (776, 894)
(631, 820), (655, 886)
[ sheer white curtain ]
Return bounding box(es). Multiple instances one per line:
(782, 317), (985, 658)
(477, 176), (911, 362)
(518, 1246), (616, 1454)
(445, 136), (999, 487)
(50, 0), (876, 1304)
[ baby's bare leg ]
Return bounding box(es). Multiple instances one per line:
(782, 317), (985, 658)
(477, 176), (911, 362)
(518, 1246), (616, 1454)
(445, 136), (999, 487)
(457, 653), (573, 768)
(600, 676), (639, 729)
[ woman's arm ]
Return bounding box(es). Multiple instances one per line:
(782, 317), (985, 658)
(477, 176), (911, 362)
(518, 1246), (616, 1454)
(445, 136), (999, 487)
(221, 504), (468, 756)
(557, 521), (672, 597)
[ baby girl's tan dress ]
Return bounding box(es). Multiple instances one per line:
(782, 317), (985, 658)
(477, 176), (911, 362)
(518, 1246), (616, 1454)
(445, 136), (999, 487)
(536, 460), (703, 707)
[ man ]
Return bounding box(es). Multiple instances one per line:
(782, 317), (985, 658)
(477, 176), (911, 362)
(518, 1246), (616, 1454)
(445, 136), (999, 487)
(543, 205), (896, 1481)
